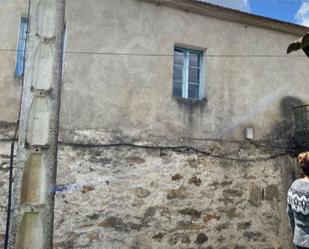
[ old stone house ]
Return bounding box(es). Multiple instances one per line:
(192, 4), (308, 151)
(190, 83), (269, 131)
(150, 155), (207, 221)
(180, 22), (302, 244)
(1, 0), (309, 248)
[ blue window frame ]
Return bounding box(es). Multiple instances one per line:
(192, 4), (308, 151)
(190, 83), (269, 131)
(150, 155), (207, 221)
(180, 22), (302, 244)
(173, 47), (203, 99)
(15, 17), (28, 77)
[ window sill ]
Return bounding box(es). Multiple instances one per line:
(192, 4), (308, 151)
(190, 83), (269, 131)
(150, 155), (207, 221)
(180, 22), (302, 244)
(173, 96), (207, 104)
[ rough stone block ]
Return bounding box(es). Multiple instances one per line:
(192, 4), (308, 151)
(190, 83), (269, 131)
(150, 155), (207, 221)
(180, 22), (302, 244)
(171, 173), (183, 180)
(178, 208), (201, 218)
(166, 186), (187, 199)
(98, 217), (128, 232)
(223, 189), (243, 197)
(188, 176), (202, 186)
(195, 233), (208, 244)
(134, 187), (150, 198)
(249, 183), (262, 207)
(265, 184), (280, 201)
(203, 213), (221, 223)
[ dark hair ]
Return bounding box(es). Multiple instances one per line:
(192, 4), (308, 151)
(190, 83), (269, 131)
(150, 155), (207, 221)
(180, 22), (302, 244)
(298, 152), (309, 177)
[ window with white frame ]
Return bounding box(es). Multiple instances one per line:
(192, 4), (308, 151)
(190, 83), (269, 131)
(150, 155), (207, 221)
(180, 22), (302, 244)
(15, 17), (28, 78)
(173, 47), (203, 100)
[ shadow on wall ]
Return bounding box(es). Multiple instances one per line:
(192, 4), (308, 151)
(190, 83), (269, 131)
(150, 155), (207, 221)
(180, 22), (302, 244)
(266, 96), (305, 156)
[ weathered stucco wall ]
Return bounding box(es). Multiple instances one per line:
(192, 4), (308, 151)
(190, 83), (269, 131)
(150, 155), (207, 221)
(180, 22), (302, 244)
(61, 0), (309, 142)
(0, 0), (27, 122)
(1, 0), (309, 141)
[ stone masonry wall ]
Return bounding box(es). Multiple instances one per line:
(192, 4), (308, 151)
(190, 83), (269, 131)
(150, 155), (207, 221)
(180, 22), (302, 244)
(0, 127), (299, 249)
(0, 122), (17, 247)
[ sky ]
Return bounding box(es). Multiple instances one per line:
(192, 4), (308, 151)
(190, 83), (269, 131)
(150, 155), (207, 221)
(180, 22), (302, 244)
(203, 0), (309, 27)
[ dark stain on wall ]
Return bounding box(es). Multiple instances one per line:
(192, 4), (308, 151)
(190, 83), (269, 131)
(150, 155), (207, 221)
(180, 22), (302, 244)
(266, 96), (305, 156)
(0, 121), (17, 129)
(174, 97), (207, 130)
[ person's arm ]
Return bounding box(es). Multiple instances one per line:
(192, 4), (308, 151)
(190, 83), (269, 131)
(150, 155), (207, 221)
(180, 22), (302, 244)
(287, 202), (295, 234)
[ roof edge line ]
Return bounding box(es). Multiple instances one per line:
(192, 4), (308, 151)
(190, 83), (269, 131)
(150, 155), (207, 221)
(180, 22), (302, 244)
(142, 0), (309, 36)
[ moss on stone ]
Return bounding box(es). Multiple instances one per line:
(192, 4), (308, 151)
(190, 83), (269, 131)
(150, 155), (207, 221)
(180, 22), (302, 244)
(237, 221), (251, 230)
(223, 189), (243, 197)
(98, 217), (128, 232)
(177, 221), (202, 230)
(166, 186), (187, 199)
(181, 235), (191, 244)
(171, 173), (183, 180)
(265, 184), (280, 201)
(178, 208), (201, 218)
(144, 207), (156, 218)
(188, 176), (202, 186)
(216, 222), (230, 231)
(195, 233), (208, 244)
(152, 232), (164, 240)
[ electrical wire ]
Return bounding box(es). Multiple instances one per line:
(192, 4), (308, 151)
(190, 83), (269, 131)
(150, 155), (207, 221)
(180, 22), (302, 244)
(3, 120), (19, 249)
(64, 51), (308, 58)
(0, 130), (295, 154)
(8, 0), (303, 1)
(0, 48), (307, 57)
(0, 132), (296, 162)
(0, 49), (307, 58)
(0, 138), (17, 142)
(58, 141), (289, 162)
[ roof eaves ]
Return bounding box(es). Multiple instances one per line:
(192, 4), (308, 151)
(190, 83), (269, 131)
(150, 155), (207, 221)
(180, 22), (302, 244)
(143, 0), (309, 36)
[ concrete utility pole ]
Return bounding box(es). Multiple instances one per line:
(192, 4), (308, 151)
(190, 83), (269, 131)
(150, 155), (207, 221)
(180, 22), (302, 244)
(8, 0), (65, 248)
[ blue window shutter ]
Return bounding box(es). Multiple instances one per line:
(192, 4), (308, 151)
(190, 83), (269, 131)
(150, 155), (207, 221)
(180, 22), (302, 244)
(15, 17), (28, 77)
